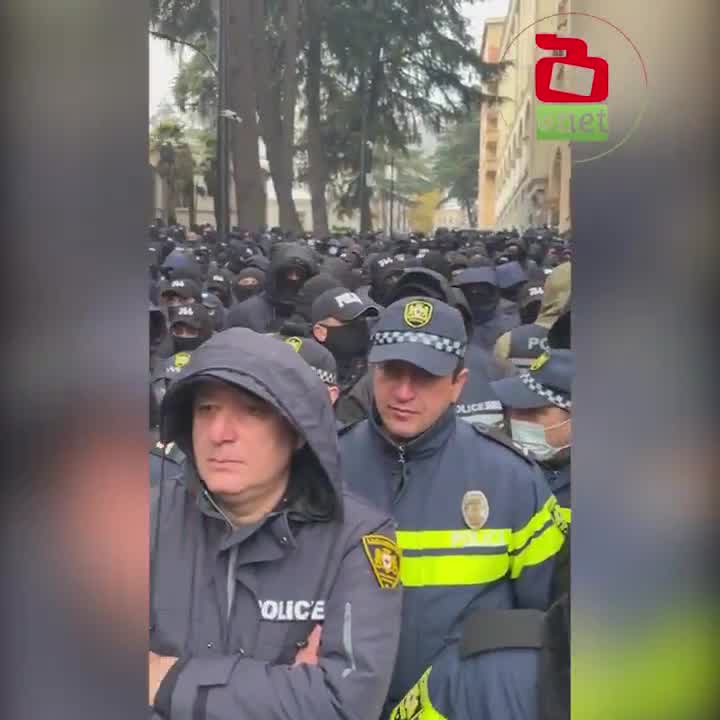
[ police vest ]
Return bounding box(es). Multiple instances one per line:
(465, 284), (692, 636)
(508, 323), (549, 369)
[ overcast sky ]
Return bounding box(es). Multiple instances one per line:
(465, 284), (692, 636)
(149, 0), (510, 117)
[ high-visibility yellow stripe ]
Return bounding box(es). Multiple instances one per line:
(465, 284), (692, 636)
(396, 528), (511, 551)
(510, 496), (557, 552)
(400, 553), (510, 587)
(510, 523), (566, 579)
(560, 506), (572, 523)
(389, 667), (447, 720)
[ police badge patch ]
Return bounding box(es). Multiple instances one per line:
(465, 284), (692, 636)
(403, 300), (433, 329)
(461, 491), (489, 530)
(284, 336), (304, 353)
(361, 534), (401, 589)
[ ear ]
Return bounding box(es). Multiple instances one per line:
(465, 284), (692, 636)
(450, 368), (470, 402)
(313, 323), (328, 343)
(327, 385), (340, 406)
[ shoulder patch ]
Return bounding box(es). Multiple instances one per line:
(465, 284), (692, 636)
(150, 441), (185, 465)
(361, 534), (401, 589)
(471, 423), (536, 465)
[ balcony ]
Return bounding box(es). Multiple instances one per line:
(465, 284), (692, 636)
(482, 155), (498, 172)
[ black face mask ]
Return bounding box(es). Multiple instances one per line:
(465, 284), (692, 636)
(463, 285), (499, 326)
(233, 282), (260, 303)
(500, 284), (525, 304)
(173, 335), (204, 353)
(323, 320), (370, 360)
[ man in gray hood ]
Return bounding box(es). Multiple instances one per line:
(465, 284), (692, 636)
(150, 328), (402, 719)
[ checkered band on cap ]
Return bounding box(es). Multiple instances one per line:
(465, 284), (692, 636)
(520, 373), (571, 410)
(314, 367), (337, 385)
(372, 330), (466, 359)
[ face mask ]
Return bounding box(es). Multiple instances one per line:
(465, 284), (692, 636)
(509, 418), (570, 461)
(467, 297), (498, 325)
(323, 321), (370, 360)
(173, 335), (204, 353)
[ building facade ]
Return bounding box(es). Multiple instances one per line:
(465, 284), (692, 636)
(478, 0), (572, 233)
(477, 18), (505, 229)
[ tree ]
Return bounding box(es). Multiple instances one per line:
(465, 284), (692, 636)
(432, 111), (481, 227)
(150, 119), (196, 224)
(302, 0), (497, 232)
(408, 189), (444, 233)
(150, 0), (267, 230)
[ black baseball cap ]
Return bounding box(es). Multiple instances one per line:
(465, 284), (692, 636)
(311, 288), (381, 325)
(167, 302), (210, 331)
(160, 278), (202, 301)
(368, 297), (467, 376)
(496, 261), (528, 289)
(453, 266), (498, 288)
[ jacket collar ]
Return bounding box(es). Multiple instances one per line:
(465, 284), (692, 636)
(369, 404), (457, 460)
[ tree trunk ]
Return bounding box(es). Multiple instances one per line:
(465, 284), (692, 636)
(227, 0), (266, 230)
(251, 0), (302, 232)
(359, 38), (385, 233)
(304, 0), (329, 237)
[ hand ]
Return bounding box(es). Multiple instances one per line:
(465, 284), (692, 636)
(292, 625), (322, 667)
(149, 651), (179, 705)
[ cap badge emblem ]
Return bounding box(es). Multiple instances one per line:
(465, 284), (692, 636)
(530, 352), (549, 372)
(403, 300), (433, 329)
(285, 336), (303, 353)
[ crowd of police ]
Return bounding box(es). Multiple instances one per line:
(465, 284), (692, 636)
(149, 221), (572, 720)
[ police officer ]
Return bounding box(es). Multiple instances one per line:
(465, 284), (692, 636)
(205, 270), (233, 309)
(232, 267), (266, 304)
(150, 329), (402, 719)
(278, 335), (341, 406)
(226, 243), (317, 333)
(310, 288), (380, 425)
(494, 263), (571, 370)
(453, 266), (516, 349)
(157, 277), (203, 310)
(339, 297), (566, 718)
(492, 349), (573, 512)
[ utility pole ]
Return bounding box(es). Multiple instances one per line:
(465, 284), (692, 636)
(216, 0), (230, 238)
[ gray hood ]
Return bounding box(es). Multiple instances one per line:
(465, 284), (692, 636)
(161, 327), (341, 522)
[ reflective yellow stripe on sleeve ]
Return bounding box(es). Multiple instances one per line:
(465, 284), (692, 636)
(509, 497), (566, 579)
(560, 506), (572, 524)
(389, 667), (447, 720)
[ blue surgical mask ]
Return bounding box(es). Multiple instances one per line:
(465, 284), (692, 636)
(509, 418), (570, 461)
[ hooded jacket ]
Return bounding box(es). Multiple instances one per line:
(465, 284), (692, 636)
(151, 329), (402, 720)
(494, 263), (571, 363)
(225, 245), (318, 333)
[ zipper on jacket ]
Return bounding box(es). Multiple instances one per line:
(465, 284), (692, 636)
(203, 489), (237, 651)
(394, 445), (408, 500)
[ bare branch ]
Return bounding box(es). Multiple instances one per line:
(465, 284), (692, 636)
(149, 29), (218, 77)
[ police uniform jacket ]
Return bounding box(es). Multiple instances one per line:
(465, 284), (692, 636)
(150, 329), (402, 720)
(339, 406), (566, 712)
